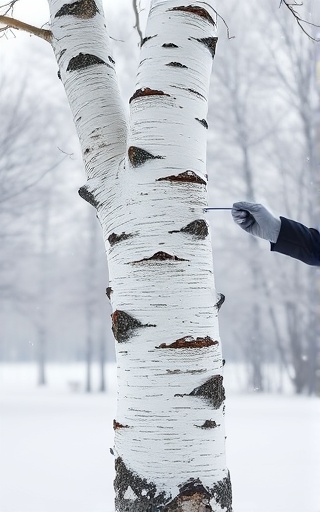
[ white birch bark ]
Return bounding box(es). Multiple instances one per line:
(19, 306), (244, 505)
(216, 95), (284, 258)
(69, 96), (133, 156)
(48, 0), (231, 510)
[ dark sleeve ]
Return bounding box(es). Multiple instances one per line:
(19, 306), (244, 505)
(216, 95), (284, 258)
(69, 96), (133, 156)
(270, 217), (320, 266)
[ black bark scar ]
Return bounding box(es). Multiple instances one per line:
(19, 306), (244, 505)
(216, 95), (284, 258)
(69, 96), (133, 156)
(67, 53), (108, 71)
(128, 146), (164, 168)
(55, 0), (99, 18)
(169, 219), (209, 239)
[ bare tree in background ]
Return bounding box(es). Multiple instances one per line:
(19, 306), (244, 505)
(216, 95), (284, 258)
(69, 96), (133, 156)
(208, 0), (319, 395)
(0, 68), (64, 376)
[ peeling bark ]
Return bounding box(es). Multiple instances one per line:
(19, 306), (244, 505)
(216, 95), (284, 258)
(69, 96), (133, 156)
(163, 479), (212, 512)
(129, 87), (170, 104)
(169, 5), (216, 27)
(157, 336), (218, 349)
(55, 0), (99, 19)
(67, 53), (108, 71)
(157, 170), (206, 185)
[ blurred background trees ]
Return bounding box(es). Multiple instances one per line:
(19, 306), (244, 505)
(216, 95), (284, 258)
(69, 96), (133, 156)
(0, 0), (319, 394)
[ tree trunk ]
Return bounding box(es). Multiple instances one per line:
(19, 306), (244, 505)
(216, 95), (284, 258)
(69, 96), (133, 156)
(48, 1), (231, 510)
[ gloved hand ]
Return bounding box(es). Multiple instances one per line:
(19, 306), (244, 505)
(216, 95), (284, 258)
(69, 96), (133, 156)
(231, 201), (281, 243)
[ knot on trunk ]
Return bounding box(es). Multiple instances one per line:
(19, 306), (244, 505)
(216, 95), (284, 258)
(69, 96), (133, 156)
(169, 219), (209, 239)
(190, 375), (225, 409)
(111, 310), (155, 342)
(55, 0), (99, 18)
(157, 170), (206, 186)
(128, 146), (164, 168)
(67, 53), (107, 72)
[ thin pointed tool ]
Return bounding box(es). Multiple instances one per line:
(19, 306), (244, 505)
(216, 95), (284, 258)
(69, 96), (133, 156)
(204, 207), (232, 211)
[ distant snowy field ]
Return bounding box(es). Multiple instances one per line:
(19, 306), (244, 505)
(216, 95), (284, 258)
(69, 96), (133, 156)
(1, 364), (320, 512)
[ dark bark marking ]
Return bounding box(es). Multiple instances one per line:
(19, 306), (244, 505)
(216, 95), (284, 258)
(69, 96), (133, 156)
(181, 219), (208, 237)
(195, 117), (209, 129)
(157, 170), (206, 186)
(108, 55), (115, 64)
(192, 36), (218, 58)
(111, 310), (155, 342)
(169, 6), (215, 27)
(167, 368), (206, 374)
(196, 419), (218, 429)
(140, 34), (157, 47)
(211, 472), (233, 512)
(170, 85), (206, 100)
(162, 42), (179, 48)
(108, 232), (134, 246)
(132, 251), (188, 264)
(188, 88), (206, 99)
(169, 219), (209, 239)
(57, 70), (61, 80)
(109, 447), (114, 455)
(166, 61), (188, 68)
(58, 48), (67, 63)
(78, 186), (99, 208)
(215, 293), (225, 311)
(114, 457), (167, 511)
(128, 146), (164, 168)
(190, 375), (225, 409)
(55, 0), (99, 18)
(113, 420), (129, 430)
(157, 336), (218, 349)
(106, 287), (113, 299)
(163, 478), (212, 512)
(129, 87), (170, 104)
(67, 53), (108, 72)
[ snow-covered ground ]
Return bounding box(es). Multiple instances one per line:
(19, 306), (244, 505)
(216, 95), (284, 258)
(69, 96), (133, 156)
(0, 364), (320, 512)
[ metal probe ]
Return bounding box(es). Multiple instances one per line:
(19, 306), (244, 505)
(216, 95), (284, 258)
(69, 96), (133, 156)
(203, 207), (232, 211)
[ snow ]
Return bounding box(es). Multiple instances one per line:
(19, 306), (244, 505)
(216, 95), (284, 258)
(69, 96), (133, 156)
(0, 364), (320, 512)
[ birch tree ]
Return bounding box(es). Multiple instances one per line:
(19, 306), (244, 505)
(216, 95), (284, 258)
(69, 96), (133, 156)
(1, 1), (232, 510)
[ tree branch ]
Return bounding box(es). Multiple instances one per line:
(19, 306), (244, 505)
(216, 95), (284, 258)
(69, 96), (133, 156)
(279, 0), (320, 41)
(0, 15), (52, 42)
(132, 0), (143, 45)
